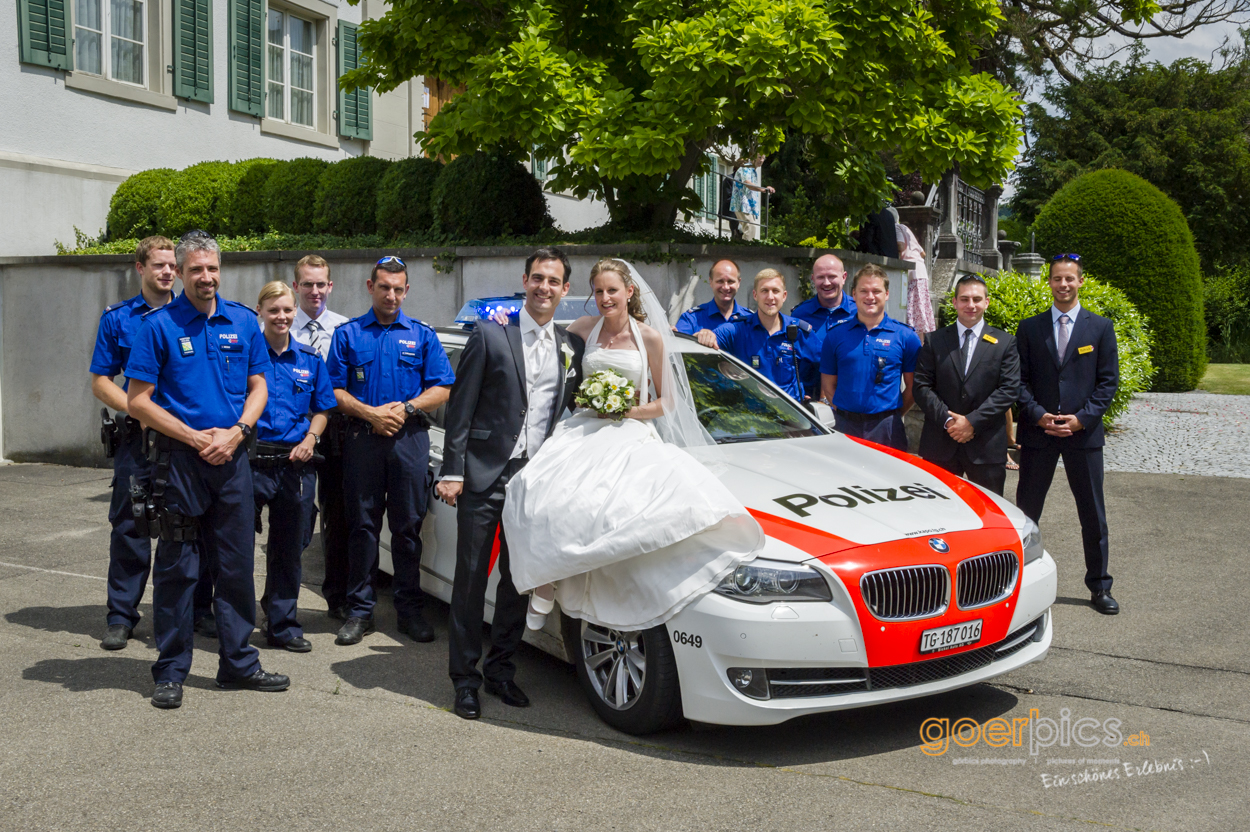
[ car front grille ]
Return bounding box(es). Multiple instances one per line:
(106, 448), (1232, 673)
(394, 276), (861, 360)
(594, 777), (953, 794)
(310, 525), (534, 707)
(956, 551), (1019, 610)
(761, 616), (1046, 699)
(860, 565), (949, 620)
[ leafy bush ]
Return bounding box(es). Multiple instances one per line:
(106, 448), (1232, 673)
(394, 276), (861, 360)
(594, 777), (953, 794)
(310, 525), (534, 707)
(107, 168), (177, 240)
(155, 161), (244, 237)
(314, 155), (392, 236)
(942, 269), (1155, 424)
(376, 157), (443, 238)
(1203, 265), (1250, 363)
(433, 151), (551, 239)
(228, 158), (279, 235)
(1032, 168), (1205, 391)
(263, 157), (330, 234)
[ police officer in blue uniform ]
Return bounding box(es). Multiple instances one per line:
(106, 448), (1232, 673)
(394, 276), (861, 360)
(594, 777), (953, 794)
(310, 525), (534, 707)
(674, 258), (750, 335)
(252, 281), (338, 652)
(126, 231), (290, 709)
(696, 268), (819, 401)
(819, 263), (922, 450)
(89, 236), (176, 650)
(327, 256), (455, 647)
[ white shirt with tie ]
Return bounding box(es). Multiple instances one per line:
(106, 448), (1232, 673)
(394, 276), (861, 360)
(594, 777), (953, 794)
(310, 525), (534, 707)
(292, 306), (349, 360)
(956, 318), (986, 376)
(511, 307), (561, 460)
(1050, 302), (1081, 362)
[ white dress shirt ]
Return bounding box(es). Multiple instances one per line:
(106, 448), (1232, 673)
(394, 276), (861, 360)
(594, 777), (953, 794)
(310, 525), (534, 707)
(292, 306), (349, 360)
(1050, 302), (1081, 358)
(956, 318), (985, 375)
(511, 307), (561, 460)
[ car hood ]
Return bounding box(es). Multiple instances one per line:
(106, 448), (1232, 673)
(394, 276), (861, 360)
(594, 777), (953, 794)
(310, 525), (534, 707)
(715, 433), (1020, 562)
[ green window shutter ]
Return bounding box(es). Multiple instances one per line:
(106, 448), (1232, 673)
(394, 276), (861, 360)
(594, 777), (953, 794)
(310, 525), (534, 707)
(17, 0), (72, 70)
(703, 154), (718, 220)
(337, 21), (372, 140)
(172, 0), (213, 103)
(228, 0), (264, 116)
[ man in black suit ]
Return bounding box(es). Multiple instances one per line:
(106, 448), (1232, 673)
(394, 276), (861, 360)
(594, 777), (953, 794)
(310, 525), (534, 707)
(914, 274), (1019, 495)
(1015, 255), (1120, 615)
(435, 247), (586, 719)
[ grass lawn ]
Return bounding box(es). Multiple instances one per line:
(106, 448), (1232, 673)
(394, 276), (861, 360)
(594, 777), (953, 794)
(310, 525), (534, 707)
(1197, 364), (1250, 395)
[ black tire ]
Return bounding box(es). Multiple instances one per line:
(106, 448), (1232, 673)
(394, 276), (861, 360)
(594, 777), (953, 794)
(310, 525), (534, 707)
(562, 612), (684, 735)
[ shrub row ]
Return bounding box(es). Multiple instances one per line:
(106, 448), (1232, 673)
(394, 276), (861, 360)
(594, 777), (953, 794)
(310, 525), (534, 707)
(105, 151), (552, 243)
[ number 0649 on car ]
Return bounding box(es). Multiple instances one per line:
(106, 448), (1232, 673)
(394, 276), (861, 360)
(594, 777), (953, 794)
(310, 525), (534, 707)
(920, 620), (983, 654)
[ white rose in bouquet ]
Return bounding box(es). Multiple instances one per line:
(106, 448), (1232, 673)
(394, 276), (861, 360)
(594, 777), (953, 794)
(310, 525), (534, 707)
(575, 369), (638, 421)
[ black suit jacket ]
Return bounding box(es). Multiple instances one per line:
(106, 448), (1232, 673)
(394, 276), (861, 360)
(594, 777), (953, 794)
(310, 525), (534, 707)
(1016, 307), (1118, 450)
(439, 316), (585, 493)
(914, 323), (1020, 465)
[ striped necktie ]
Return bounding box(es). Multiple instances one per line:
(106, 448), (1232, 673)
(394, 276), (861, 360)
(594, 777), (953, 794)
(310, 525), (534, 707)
(306, 319), (328, 358)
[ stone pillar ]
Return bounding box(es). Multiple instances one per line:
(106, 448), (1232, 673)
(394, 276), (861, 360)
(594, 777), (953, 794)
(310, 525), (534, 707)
(934, 169), (963, 262)
(997, 237), (1020, 273)
(1014, 251), (1044, 279)
(979, 185), (1002, 270)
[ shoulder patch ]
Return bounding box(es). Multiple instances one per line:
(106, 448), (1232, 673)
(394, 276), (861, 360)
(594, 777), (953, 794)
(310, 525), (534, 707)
(104, 300), (127, 313)
(295, 341), (320, 356)
(729, 313), (747, 323)
(142, 304), (168, 318)
(795, 319), (812, 333)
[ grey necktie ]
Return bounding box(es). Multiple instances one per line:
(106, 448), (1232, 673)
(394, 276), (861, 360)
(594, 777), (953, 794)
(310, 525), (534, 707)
(961, 328), (975, 374)
(306, 319), (328, 357)
(1057, 314), (1070, 361)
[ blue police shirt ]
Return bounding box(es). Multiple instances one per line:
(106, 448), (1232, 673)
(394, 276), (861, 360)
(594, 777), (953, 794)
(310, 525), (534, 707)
(127, 292), (270, 430)
(326, 308), (455, 407)
(89, 294), (162, 389)
(675, 299), (751, 335)
(820, 314), (921, 414)
(256, 339), (338, 444)
(791, 292), (857, 368)
(711, 312), (819, 400)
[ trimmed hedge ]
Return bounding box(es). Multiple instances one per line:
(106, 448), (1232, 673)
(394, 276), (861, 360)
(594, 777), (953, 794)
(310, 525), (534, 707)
(1032, 169), (1205, 391)
(263, 157), (330, 234)
(107, 168), (177, 240)
(376, 156), (443, 238)
(228, 158), (279, 235)
(942, 270), (1155, 424)
(155, 161), (235, 237)
(433, 151), (551, 239)
(314, 155), (392, 236)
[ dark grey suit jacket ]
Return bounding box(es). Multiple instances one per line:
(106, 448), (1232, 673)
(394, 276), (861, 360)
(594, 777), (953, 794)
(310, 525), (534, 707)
(914, 322), (1020, 465)
(439, 316), (584, 493)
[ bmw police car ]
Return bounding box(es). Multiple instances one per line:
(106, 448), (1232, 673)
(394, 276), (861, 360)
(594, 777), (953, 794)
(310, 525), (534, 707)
(380, 302), (1057, 735)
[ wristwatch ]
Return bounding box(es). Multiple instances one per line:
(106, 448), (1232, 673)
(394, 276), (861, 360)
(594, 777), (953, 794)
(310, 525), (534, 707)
(403, 401), (417, 419)
(235, 422), (252, 439)
(307, 431), (320, 445)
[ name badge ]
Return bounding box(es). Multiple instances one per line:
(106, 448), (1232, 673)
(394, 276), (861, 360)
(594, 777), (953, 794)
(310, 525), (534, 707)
(1078, 345), (1094, 355)
(355, 367), (366, 381)
(982, 334), (998, 344)
(179, 337), (194, 356)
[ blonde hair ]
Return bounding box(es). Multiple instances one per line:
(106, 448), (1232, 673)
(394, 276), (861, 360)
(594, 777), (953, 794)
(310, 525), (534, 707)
(589, 258), (646, 322)
(295, 254), (330, 282)
(257, 280), (297, 309)
(753, 268), (786, 291)
(135, 235), (174, 265)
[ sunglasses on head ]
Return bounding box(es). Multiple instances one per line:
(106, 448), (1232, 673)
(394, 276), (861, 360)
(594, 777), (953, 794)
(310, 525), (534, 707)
(180, 229), (214, 242)
(1050, 253), (1081, 263)
(376, 255), (406, 268)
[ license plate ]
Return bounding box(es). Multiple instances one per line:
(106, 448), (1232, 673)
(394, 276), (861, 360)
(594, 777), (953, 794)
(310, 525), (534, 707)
(920, 619), (983, 654)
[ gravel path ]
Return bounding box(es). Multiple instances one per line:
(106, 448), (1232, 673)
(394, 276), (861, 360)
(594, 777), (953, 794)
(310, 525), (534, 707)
(1104, 392), (1250, 478)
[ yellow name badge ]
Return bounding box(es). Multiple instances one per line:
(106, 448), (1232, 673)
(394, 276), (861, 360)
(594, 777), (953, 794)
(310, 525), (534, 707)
(982, 334), (998, 344)
(1078, 345), (1094, 355)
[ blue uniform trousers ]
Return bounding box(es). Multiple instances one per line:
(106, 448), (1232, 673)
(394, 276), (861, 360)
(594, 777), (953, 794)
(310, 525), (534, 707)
(343, 421), (430, 621)
(106, 432), (152, 628)
(253, 462), (317, 642)
(834, 410), (909, 451)
(151, 448), (261, 685)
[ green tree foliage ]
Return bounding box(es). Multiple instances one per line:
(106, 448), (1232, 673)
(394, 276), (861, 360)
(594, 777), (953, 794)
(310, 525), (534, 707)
(942, 270), (1155, 424)
(107, 168), (177, 240)
(263, 158), (330, 234)
(228, 159), (279, 235)
(1203, 265), (1250, 362)
(1010, 49), (1250, 269)
(432, 151), (551, 239)
(376, 156), (443, 238)
(1032, 169), (1206, 391)
(341, 0), (1020, 232)
(155, 161), (241, 237)
(314, 156), (392, 236)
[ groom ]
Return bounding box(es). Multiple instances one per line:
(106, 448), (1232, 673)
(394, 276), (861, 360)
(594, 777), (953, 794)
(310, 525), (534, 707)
(435, 247), (585, 720)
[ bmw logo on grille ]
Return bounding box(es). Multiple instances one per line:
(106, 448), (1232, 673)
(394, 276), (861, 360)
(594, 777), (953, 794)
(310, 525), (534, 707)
(928, 537), (950, 553)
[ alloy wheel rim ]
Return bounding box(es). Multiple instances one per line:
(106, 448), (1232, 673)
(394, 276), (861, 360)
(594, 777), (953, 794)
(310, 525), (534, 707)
(580, 621), (646, 710)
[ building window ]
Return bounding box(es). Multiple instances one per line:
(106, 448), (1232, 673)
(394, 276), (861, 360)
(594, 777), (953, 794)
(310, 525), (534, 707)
(74, 0), (145, 86)
(267, 9), (316, 128)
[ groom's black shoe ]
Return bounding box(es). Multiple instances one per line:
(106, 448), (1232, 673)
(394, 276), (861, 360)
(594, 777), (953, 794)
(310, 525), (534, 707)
(453, 688), (481, 720)
(484, 679), (530, 708)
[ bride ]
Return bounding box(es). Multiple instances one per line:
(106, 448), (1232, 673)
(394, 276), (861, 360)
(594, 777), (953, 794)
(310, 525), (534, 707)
(501, 258), (763, 632)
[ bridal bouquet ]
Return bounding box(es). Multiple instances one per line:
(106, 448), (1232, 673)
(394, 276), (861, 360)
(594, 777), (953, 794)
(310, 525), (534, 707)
(575, 370), (637, 420)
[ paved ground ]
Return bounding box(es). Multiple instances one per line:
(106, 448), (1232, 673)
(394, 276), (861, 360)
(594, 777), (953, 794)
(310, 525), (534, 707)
(1104, 392), (1250, 478)
(1, 462), (1246, 831)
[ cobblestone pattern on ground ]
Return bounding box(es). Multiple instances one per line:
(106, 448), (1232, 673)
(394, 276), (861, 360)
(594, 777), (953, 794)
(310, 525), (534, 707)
(1104, 392), (1250, 478)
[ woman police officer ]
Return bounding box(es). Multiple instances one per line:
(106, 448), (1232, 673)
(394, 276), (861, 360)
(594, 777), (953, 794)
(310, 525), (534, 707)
(253, 281), (337, 651)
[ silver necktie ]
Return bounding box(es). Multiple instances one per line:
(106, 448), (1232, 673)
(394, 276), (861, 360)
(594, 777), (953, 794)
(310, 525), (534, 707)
(1057, 314), (1070, 361)
(307, 320), (328, 357)
(962, 328), (975, 373)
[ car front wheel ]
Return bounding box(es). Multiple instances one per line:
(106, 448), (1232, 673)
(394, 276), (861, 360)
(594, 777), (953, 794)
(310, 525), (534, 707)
(562, 613), (684, 735)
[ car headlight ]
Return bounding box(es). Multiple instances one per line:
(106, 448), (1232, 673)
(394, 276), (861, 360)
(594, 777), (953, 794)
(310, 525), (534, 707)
(1021, 517), (1044, 565)
(714, 561), (833, 603)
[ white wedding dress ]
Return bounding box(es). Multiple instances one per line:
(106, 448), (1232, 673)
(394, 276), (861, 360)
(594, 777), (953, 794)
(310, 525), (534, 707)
(502, 318), (763, 632)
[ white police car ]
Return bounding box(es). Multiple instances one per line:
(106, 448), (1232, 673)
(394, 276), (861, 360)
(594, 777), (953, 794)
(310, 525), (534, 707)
(381, 325), (1057, 735)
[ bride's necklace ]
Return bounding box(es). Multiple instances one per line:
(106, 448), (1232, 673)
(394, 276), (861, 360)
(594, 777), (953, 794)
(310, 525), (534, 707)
(600, 318), (631, 349)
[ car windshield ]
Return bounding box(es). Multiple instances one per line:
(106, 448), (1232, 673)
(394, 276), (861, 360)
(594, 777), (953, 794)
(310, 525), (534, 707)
(683, 353), (823, 443)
